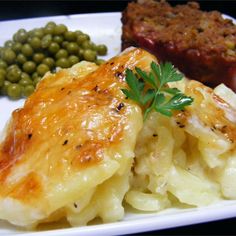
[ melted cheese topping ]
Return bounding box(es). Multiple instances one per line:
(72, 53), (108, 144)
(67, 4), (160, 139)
(128, 78), (236, 212)
(0, 48), (155, 227)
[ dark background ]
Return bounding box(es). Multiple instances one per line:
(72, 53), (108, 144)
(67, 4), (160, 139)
(0, 0), (235, 235)
(0, 1), (235, 20)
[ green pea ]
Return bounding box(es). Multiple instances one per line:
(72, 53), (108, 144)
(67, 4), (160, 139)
(90, 42), (96, 50)
(4, 40), (14, 48)
(7, 64), (19, 71)
(0, 60), (7, 69)
(6, 67), (21, 83)
(32, 72), (39, 79)
(33, 53), (45, 64)
(68, 55), (79, 65)
(77, 34), (89, 45)
(42, 57), (55, 69)
(37, 64), (50, 76)
(19, 77), (33, 86)
(23, 61), (36, 74)
(54, 24), (67, 35)
(66, 42), (79, 54)
(96, 44), (108, 55)
(41, 34), (52, 48)
(21, 44), (34, 57)
(64, 31), (77, 42)
(56, 58), (70, 68)
(12, 42), (22, 53)
(53, 35), (64, 44)
(46, 21), (57, 28)
(18, 29), (27, 34)
(28, 30), (34, 37)
(22, 85), (35, 97)
(0, 80), (11, 95)
(44, 25), (55, 35)
(83, 49), (97, 62)
(0, 68), (6, 77)
(78, 48), (84, 58)
(13, 33), (18, 42)
(48, 42), (60, 54)
(82, 40), (93, 50)
(33, 28), (44, 38)
(2, 48), (16, 64)
(27, 36), (32, 43)
(29, 37), (41, 50)
(15, 29), (28, 43)
(33, 77), (41, 86)
(7, 83), (22, 99)
(16, 53), (27, 65)
(95, 59), (106, 65)
(20, 72), (31, 81)
(61, 41), (69, 49)
(55, 49), (68, 59)
(75, 30), (82, 36)
(0, 73), (5, 87)
(0, 23), (108, 99)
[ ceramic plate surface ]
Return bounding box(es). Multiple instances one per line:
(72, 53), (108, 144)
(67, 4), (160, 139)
(0, 12), (236, 236)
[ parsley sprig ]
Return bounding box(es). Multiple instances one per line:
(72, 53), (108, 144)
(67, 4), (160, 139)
(121, 61), (193, 120)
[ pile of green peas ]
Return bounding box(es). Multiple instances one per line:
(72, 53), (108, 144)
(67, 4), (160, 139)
(0, 21), (108, 100)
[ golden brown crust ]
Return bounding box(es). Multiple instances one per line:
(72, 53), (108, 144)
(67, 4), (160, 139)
(174, 80), (236, 144)
(7, 172), (42, 203)
(0, 48), (150, 222)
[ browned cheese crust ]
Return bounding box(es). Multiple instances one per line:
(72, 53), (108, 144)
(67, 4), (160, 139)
(0, 48), (152, 226)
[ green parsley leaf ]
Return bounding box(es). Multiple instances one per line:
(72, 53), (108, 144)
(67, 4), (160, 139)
(122, 61), (194, 120)
(135, 67), (158, 89)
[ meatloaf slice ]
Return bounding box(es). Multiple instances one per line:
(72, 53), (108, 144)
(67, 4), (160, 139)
(122, 0), (236, 91)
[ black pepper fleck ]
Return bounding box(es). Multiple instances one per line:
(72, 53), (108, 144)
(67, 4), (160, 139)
(93, 85), (99, 92)
(115, 72), (123, 79)
(152, 134), (158, 137)
(60, 87), (65, 91)
(75, 144), (82, 150)
(221, 125), (228, 133)
(116, 103), (124, 111)
(27, 133), (32, 140)
(176, 121), (185, 128)
(62, 140), (68, 146)
(73, 203), (78, 208)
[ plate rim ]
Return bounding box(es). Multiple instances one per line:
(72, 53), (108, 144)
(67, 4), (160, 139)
(0, 11), (236, 236)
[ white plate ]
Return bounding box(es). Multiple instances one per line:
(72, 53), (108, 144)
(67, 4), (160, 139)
(0, 12), (236, 236)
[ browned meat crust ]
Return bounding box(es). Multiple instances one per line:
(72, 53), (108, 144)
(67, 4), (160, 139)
(121, 0), (236, 91)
